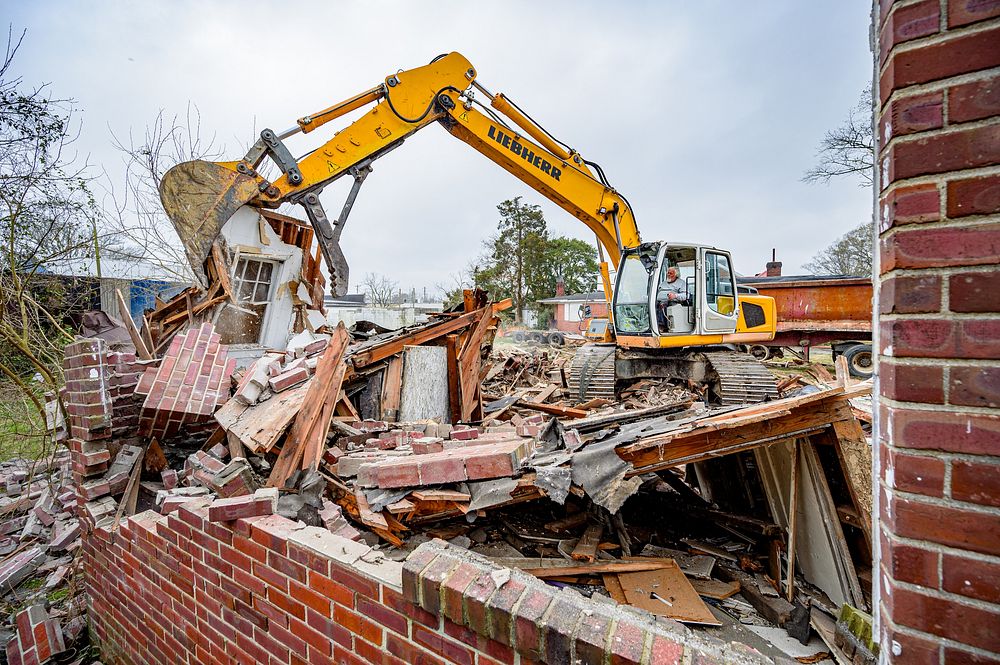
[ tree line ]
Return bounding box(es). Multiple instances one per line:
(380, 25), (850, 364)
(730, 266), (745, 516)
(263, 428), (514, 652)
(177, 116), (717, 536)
(471, 197), (599, 324)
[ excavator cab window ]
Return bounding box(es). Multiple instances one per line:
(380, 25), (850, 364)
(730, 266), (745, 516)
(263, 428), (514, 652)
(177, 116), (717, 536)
(613, 250), (654, 335)
(705, 252), (736, 315)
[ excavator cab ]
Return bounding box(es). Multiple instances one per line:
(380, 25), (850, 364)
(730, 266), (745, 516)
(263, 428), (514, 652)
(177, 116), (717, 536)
(612, 242), (757, 348)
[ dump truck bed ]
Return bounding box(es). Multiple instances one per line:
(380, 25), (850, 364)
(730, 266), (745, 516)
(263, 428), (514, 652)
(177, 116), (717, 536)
(738, 275), (872, 347)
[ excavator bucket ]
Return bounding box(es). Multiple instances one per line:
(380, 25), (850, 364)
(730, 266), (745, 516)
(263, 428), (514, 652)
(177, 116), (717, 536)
(158, 160), (260, 286)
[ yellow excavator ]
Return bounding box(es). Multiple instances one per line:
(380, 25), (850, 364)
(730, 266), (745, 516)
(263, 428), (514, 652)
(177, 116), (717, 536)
(160, 52), (778, 405)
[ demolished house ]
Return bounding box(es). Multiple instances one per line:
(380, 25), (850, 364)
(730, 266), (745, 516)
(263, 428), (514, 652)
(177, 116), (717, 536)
(0, 196), (883, 664)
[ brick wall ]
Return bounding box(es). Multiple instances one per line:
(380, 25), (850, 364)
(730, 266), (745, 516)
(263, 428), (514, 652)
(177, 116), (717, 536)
(81, 499), (770, 665)
(135, 323), (234, 440)
(63, 338), (145, 529)
(552, 301), (608, 334)
(874, 1), (1000, 663)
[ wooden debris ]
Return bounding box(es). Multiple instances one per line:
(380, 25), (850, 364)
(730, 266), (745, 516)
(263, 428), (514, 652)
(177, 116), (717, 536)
(514, 400), (588, 419)
(493, 558), (676, 578)
(411, 490), (471, 503)
(570, 523), (604, 562)
(115, 288), (151, 360)
(267, 324), (349, 488)
(689, 578), (741, 600)
(617, 562), (721, 626)
(215, 383), (309, 454)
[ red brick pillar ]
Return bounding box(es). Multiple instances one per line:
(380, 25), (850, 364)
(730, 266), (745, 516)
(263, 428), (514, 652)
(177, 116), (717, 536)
(874, 1), (1000, 662)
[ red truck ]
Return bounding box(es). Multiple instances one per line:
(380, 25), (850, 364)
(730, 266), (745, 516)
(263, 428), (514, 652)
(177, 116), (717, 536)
(737, 275), (873, 378)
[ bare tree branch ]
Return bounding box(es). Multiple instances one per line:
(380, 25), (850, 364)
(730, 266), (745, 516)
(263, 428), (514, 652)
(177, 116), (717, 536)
(803, 84), (874, 188)
(803, 222), (873, 276)
(362, 272), (398, 307)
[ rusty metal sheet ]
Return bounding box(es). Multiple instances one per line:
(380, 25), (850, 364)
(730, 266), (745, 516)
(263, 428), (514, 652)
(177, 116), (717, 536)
(745, 277), (873, 325)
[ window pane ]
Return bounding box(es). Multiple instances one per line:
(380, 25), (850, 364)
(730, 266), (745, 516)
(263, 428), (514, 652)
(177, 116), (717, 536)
(239, 279), (255, 301)
(614, 254), (651, 334)
(254, 282), (269, 302)
(259, 262), (273, 281)
(706, 253), (736, 315)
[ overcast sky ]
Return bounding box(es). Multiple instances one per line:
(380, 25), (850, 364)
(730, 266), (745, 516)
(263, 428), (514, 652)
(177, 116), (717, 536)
(8, 1), (874, 296)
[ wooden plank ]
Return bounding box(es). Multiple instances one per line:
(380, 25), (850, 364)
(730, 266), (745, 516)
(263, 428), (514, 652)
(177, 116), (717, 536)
(350, 310), (483, 368)
(458, 308), (495, 422)
(786, 439), (801, 602)
(618, 563), (721, 626)
(603, 574), (629, 603)
(334, 391), (359, 420)
(716, 566), (794, 627)
(563, 399), (695, 432)
(355, 488), (389, 531)
(211, 239), (233, 299)
(380, 356), (404, 422)
(411, 490), (470, 502)
(267, 325), (349, 488)
(830, 416), (873, 547)
(680, 539), (739, 562)
(545, 512), (589, 533)
(529, 383), (559, 404)
(571, 523), (604, 562)
(141, 314), (155, 356)
(689, 579), (740, 600)
(444, 334), (462, 424)
(463, 289), (477, 313)
(493, 559), (675, 577)
(835, 355), (850, 388)
(386, 499), (415, 514)
(619, 393), (856, 474)
(114, 288), (152, 360)
(514, 400), (588, 419)
(215, 383), (309, 454)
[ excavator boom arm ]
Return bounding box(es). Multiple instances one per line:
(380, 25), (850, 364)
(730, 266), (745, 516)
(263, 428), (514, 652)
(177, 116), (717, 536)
(159, 52), (639, 298)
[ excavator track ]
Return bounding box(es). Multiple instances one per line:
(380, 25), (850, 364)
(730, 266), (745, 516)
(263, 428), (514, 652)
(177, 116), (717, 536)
(567, 344), (617, 400)
(702, 351), (779, 405)
(569, 344), (778, 405)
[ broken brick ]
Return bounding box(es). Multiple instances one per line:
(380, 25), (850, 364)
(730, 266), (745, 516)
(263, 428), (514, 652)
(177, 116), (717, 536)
(268, 367), (309, 393)
(208, 489), (277, 522)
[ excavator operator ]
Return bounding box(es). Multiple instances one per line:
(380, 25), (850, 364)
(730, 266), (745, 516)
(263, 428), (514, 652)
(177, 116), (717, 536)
(657, 265), (691, 332)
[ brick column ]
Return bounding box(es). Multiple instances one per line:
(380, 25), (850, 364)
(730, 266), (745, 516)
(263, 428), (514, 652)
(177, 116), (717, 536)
(874, 1), (1000, 662)
(62, 338), (145, 531)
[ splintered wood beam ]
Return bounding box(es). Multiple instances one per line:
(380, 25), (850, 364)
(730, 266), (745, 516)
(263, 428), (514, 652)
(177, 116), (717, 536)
(445, 334), (462, 424)
(115, 288), (152, 360)
(350, 309), (482, 368)
(458, 308), (495, 422)
(380, 355), (404, 422)
(514, 400), (588, 419)
(618, 392), (856, 475)
(267, 324), (350, 488)
(829, 416), (873, 548)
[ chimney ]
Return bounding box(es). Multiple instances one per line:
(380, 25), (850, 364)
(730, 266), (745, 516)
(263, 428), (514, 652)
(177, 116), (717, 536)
(765, 248), (782, 277)
(555, 279), (566, 297)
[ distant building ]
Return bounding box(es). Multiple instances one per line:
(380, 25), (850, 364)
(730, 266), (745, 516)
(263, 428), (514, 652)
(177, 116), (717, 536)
(324, 293), (445, 330)
(37, 257), (188, 325)
(536, 291), (608, 333)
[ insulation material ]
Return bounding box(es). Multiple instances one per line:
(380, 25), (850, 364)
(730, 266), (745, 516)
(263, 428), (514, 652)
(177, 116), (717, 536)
(398, 345), (450, 423)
